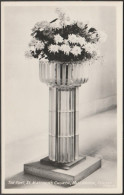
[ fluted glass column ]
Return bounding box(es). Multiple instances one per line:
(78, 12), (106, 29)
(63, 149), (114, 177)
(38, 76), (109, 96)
(39, 60), (90, 163)
(49, 87), (79, 163)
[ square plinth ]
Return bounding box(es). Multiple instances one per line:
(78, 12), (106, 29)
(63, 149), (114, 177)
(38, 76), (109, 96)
(24, 156), (101, 186)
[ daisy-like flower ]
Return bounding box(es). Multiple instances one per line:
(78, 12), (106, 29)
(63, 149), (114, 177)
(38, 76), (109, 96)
(35, 41), (44, 50)
(48, 44), (60, 53)
(54, 34), (63, 44)
(68, 34), (86, 46)
(71, 46), (82, 56)
(68, 34), (79, 44)
(83, 43), (98, 54)
(60, 44), (71, 55)
(77, 37), (86, 46)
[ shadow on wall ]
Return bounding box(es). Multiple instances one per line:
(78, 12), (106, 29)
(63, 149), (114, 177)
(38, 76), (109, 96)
(79, 108), (117, 161)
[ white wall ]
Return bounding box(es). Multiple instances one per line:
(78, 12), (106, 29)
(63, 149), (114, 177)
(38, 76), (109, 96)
(2, 5), (116, 144)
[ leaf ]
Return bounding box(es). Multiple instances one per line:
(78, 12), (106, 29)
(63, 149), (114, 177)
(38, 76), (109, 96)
(50, 18), (58, 23)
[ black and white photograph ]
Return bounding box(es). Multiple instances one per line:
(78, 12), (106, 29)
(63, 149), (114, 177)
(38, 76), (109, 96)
(1, 1), (123, 194)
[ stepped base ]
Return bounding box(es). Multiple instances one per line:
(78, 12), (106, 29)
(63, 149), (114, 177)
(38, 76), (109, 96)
(24, 156), (101, 186)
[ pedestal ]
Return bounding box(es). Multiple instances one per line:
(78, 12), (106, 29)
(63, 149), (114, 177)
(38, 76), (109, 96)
(24, 156), (101, 186)
(24, 61), (101, 185)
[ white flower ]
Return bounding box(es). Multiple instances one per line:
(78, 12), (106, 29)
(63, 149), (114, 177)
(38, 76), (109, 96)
(78, 37), (86, 46)
(55, 8), (66, 24)
(83, 43), (99, 54)
(77, 21), (84, 29)
(98, 30), (107, 43)
(68, 34), (86, 46)
(60, 44), (71, 55)
(63, 16), (73, 26)
(35, 41), (44, 50)
(56, 8), (65, 18)
(48, 44), (60, 53)
(29, 39), (44, 51)
(68, 34), (79, 44)
(71, 46), (82, 56)
(55, 8), (75, 27)
(54, 34), (63, 44)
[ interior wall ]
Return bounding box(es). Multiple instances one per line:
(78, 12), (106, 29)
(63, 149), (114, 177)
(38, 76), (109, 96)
(2, 5), (116, 144)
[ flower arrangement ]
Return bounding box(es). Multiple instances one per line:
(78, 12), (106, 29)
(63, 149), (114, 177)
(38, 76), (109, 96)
(25, 8), (107, 62)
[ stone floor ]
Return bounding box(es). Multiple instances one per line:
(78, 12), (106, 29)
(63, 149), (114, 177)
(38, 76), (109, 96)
(5, 108), (117, 189)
